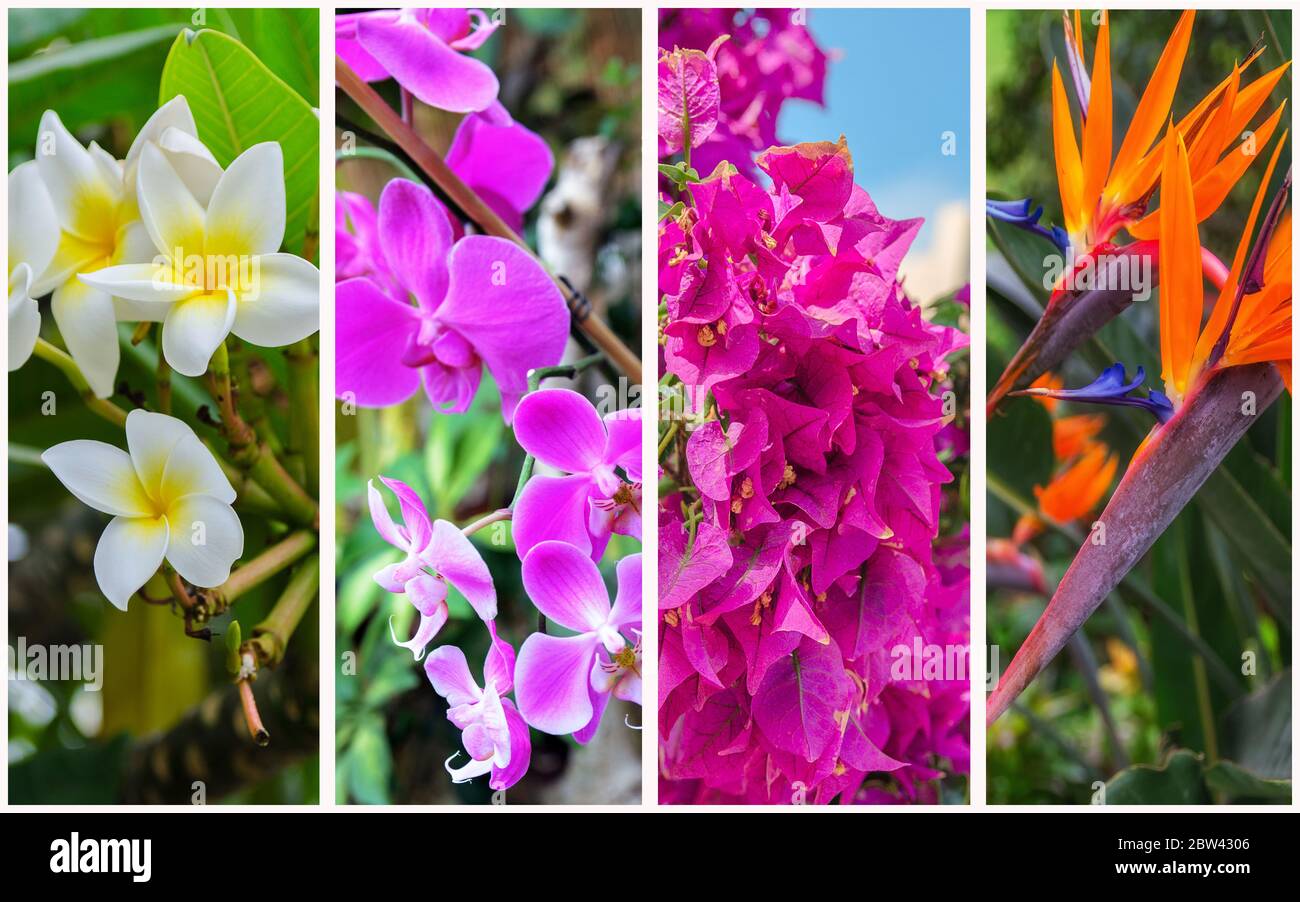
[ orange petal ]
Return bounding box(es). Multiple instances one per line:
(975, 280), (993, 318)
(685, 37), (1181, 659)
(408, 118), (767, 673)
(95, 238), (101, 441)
(1052, 61), (1085, 237)
(1081, 11), (1112, 226)
(1157, 125), (1202, 401)
(1106, 10), (1195, 204)
(1191, 128), (1288, 376)
(1053, 413), (1106, 460)
(1038, 443), (1118, 524)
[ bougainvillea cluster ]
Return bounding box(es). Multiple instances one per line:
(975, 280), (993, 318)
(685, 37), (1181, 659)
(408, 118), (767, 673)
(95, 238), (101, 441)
(657, 8), (829, 177)
(337, 8), (642, 793)
(657, 12), (969, 804)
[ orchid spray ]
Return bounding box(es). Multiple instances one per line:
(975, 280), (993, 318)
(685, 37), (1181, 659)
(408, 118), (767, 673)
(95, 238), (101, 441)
(657, 9), (970, 805)
(337, 7), (643, 800)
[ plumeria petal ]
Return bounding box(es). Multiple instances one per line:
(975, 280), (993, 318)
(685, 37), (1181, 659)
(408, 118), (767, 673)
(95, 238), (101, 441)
(162, 288), (237, 377)
(8, 271), (41, 372)
(161, 434), (237, 506)
(9, 161), (59, 281)
(42, 440), (152, 518)
(94, 515), (170, 611)
(512, 388), (609, 473)
(51, 279), (119, 399)
(514, 630), (603, 735)
(125, 408), (193, 500)
(137, 141), (206, 259)
(205, 142), (286, 257)
(77, 262), (198, 305)
(163, 494), (244, 587)
(35, 110), (120, 242)
(231, 253), (320, 347)
(521, 540), (611, 633)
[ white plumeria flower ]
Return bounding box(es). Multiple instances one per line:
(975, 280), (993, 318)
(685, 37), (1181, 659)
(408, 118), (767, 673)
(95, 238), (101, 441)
(8, 162), (58, 371)
(27, 97), (222, 396)
(79, 141), (320, 377)
(42, 409), (244, 610)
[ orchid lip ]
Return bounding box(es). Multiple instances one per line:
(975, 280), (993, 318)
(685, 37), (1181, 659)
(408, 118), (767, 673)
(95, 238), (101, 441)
(1012, 362), (1174, 423)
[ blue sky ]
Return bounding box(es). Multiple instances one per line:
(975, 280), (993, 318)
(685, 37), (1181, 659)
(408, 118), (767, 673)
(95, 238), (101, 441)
(779, 8), (970, 251)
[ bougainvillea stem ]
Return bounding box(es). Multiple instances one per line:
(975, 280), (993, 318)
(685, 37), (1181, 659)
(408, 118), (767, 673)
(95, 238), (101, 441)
(336, 56), (643, 385)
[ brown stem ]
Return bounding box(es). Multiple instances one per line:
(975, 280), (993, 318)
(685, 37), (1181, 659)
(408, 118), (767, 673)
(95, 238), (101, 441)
(238, 677), (270, 746)
(336, 56), (643, 385)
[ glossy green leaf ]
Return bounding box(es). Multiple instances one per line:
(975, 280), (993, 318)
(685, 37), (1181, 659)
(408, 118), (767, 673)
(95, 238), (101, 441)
(1105, 749), (1210, 805)
(158, 28), (319, 257)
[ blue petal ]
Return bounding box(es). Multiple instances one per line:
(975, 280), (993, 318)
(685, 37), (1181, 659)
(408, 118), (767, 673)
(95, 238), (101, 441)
(1017, 362), (1173, 424)
(986, 196), (1071, 256)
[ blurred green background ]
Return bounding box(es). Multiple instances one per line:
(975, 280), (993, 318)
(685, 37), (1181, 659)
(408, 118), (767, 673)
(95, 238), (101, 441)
(334, 8), (643, 804)
(8, 7), (320, 805)
(987, 9), (1291, 805)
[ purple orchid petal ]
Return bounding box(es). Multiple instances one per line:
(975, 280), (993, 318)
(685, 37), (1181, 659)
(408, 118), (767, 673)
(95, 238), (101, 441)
(335, 11), (395, 81)
(335, 278), (421, 407)
(608, 552), (642, 634)
(424, 644), (481, 708)
(366, 479), (404, 549)
(572, 670), (612, 746)
(420, 358), (481, 415)
(446, 113), (554, 231)
(436, 236), (569, 422)
(512, 473), (594, 559)
(423, 519), (496, 621)
(602, 407), (643, 481)
(514, 631), (603, 735)
(521, 540), (611, 633)
(390, 601), (448, 661)
(490, 699), (532, 790)
(513, 388), (608, 473)
(404, 573), (448, 617)
(377, 178), (452, 312)
(484, 619), (515, 696)
(356, 11), (499, 113)
(378, 476), (432, 551)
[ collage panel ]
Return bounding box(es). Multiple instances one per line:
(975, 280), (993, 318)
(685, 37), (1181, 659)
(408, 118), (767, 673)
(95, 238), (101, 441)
(7, 8), (322, 803)
(986, 9), (1292, 805)
(333, 7), (644, 804)
(656, 7), (972, 805)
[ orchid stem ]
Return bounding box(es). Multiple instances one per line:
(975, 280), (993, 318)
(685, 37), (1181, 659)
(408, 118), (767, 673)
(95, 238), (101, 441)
(336, 146), (420, 183)
(32, 338), (128, 427)
(462, 508), (511, 536)
(336, 56), (643, 385)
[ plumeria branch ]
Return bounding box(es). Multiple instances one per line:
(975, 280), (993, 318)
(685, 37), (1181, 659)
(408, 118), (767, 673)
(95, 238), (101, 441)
(204, 343), (319, 526)
(247, 555), (321, 669)
(286, 339), (320, 492)
(336, 57), (643, 385)
(31, 338), (128, 427)
(214, 530), (318, 607)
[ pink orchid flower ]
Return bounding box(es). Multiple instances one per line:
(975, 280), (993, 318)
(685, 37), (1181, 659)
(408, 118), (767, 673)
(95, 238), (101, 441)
(336, 8), (499, 113)
(515, 543), (642, 737)
(446, 112), (554, 233)
(368, 477), (496, 659)
(512, 389), (642, 560)
(336, 178), (569, 422)
(425, 623), (531, 790)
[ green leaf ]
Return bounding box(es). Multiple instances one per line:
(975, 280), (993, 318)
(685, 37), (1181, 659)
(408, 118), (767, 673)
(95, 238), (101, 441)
(338, 548), (400, 635)
(346, 718), (393, 805)
(8, 24), (183, 146)
(987, 396), (1054, 502)
(363, 654), (419, 708)
(1105, 749), (1211, 805)
(220, 9), (320, 105)
(1203, 760), (1290, 803)
(158, 28), (319, 257)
